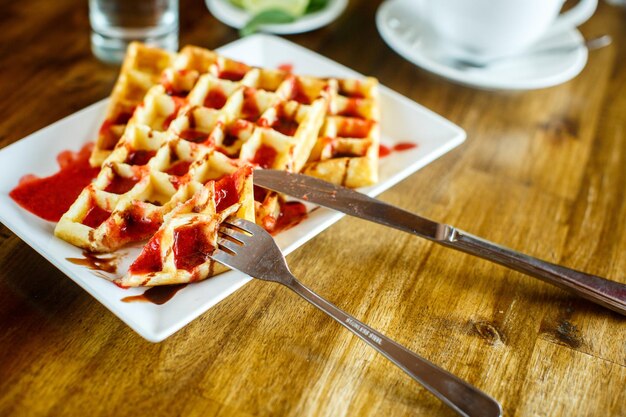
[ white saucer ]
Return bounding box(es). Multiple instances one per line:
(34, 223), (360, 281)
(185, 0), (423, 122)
(375, 0), (588, 90)
(206, 0), (348, 34)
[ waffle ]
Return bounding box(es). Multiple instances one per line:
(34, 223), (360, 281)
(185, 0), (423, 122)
(301, 77), (380, 188)
(56, 53), (327, 248)
(92, 44), (380, 186)
(90, 43), (219, 167)
(119, 165), (253, 287)
(91, 42), (175, 167)
(55, 84), (258, 253)
(56, 42), (381, 286)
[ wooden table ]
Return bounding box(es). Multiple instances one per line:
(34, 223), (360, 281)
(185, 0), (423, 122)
(1, 1), (625, 415)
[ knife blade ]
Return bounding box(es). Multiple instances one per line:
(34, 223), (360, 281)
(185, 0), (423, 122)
(253, 169), (451, 241)
(253, 169), (626, 316)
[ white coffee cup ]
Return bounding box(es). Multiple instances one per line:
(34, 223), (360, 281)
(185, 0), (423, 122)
(419, 0), (597, 60)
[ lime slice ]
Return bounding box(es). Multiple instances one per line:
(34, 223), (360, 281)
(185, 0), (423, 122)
(230, 0), (245, 7)
(241, 0), (309, 17)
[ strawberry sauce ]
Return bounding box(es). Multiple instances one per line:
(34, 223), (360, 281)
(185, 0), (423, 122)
(179, 129), (209, 143)
(173, 225), (214, 272)
(251, 145), (277, 169)
(204, 87), (228, 109)
(128, 231), (164, 276)
(125, 150), (156, 165)
(379, 142), (418, 157)
(82, 204), (112, 228)
(274, 201), (308, 234)
(9, 143), (100, 222)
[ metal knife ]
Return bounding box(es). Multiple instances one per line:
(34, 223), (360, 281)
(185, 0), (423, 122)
(254, 169), (626, 316)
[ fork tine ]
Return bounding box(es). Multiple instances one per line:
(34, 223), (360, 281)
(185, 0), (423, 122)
(216, 236), (243, 254)
(210, 246), (235, 263)
(224, 218), (264, 235)
(212, 218), (291, 282)
(218, 226), (246, 244)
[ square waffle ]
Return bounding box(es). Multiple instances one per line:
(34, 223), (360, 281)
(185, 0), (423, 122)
(301, 77), (380, 188)
(91, 42), (175, 167)
(55, 86), (256, 253)
(56, 43), (380, 286)
(91, 44), (379, 188)
(119, 165), (253, 287)
(90, 43), (219, 167)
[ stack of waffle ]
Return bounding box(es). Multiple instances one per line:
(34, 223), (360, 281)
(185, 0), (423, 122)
(55, 42), (380, 287)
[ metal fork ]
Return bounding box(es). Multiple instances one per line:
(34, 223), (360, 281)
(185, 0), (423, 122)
(210, 218), (502, 417)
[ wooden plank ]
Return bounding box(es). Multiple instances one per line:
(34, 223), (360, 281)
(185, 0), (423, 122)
(0, 0), (624, 416)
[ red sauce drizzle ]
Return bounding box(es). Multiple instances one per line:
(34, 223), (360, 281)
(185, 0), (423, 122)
(272, 117), (299, 136)
(204, 87), (228, 109)
(9, 143), (100, 222)
(99, 111), (135, 149)
(253, 185), (269, 202)
(179, 129), (209, 143)
(162, 97), (186, 129)
(169, 176), (187, 190)
(160, 72), (189, 97)
(289, 77), (311, 105)
(104, 173), (140, 194)
(18, 174), (38, 185)
(379, 144), (391, 157)
(271, 201), (308, 235)
(251, 144), (277, 169)
(116, 205), (160, 241)
(214, 173), (240, 212)
(338, 119), (373, 139)
(261, 215), (277, 232)
(166, 160), (192, 176)
(277, 63), (293, 72)
(115, 112), (134, 125)
(222, 133), (238, 148)
(67, 250), (119, 273)
(219, 69), (246, 81)
(340, 85), (365, 99)
(230, 119), (250, 136)
(125, 150), (156, 165)
(82, 204), (112, 228)
(242, 88), (260, 121)
(121, 283), (187, 305)
(378, 142), (418, 158)
(333, 149), (363, 158)
(393, 142), (418, 151)
(173, 225), (214, 271)
(129, 232), (163, 275)
(98, 120), (115, 146)
(338, 98), (363, 118)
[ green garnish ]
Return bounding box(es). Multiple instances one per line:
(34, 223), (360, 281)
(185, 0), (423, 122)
(306, 0), (329, 13)
(234, 0), (332, 36)
(239, 9), (296, 37)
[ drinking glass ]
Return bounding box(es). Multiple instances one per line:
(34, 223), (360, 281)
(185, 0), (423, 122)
(89, 0), (179, 63)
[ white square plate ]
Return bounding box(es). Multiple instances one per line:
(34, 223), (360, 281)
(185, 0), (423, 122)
(0, 35), (465, 342)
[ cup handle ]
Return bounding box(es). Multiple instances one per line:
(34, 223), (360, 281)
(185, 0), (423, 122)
(548, 0), (598, 35)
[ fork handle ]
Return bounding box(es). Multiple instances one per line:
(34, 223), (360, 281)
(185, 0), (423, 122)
(440, 229), (626, 315)
(286, 277), (502, 417)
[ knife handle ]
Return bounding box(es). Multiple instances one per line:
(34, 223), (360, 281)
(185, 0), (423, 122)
(441, 228), (626, 315)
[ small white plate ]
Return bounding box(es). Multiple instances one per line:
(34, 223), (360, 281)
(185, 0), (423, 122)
(206, 0), (348, 34)
(0, 34), (465, 342)
(376, 0), (588, 90)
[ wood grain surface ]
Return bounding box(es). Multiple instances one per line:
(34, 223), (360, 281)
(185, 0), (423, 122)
(1, 1), (625, 416)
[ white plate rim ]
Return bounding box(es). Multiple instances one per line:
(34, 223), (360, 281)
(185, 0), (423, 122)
(0, 34), (465, 342)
